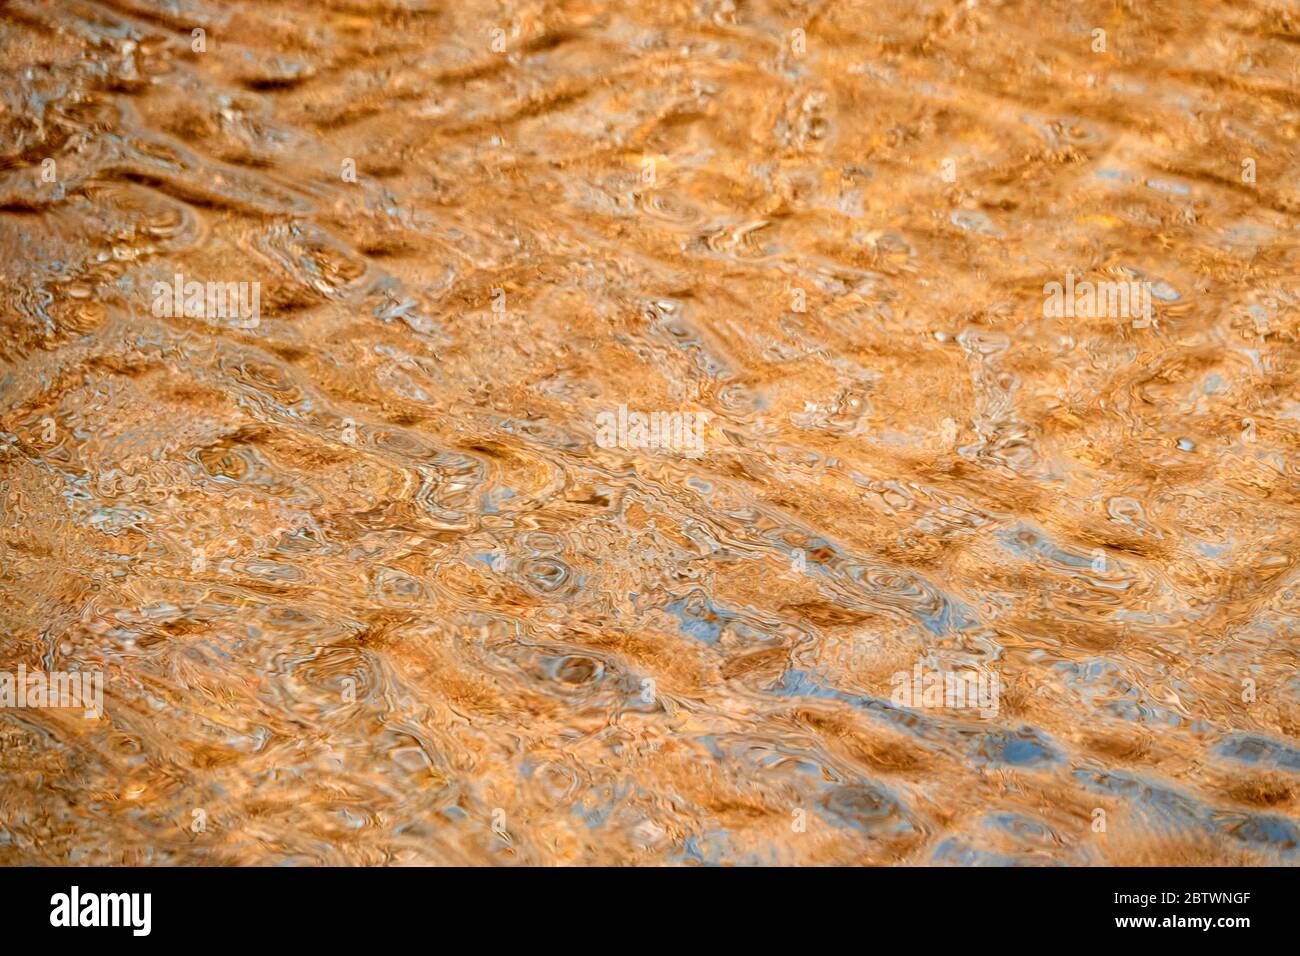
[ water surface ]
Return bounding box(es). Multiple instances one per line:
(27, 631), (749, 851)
(1, 0), (1299, 865)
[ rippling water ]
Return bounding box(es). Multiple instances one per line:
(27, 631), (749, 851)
(1, 0), (1299, 866)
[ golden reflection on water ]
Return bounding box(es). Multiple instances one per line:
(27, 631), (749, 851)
(1, 0), (1299, 866)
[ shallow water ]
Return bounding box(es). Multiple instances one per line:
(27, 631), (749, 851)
(1, 0), (1298, 865)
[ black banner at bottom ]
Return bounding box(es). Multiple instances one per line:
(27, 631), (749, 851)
(0, 866), (1283, 943)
